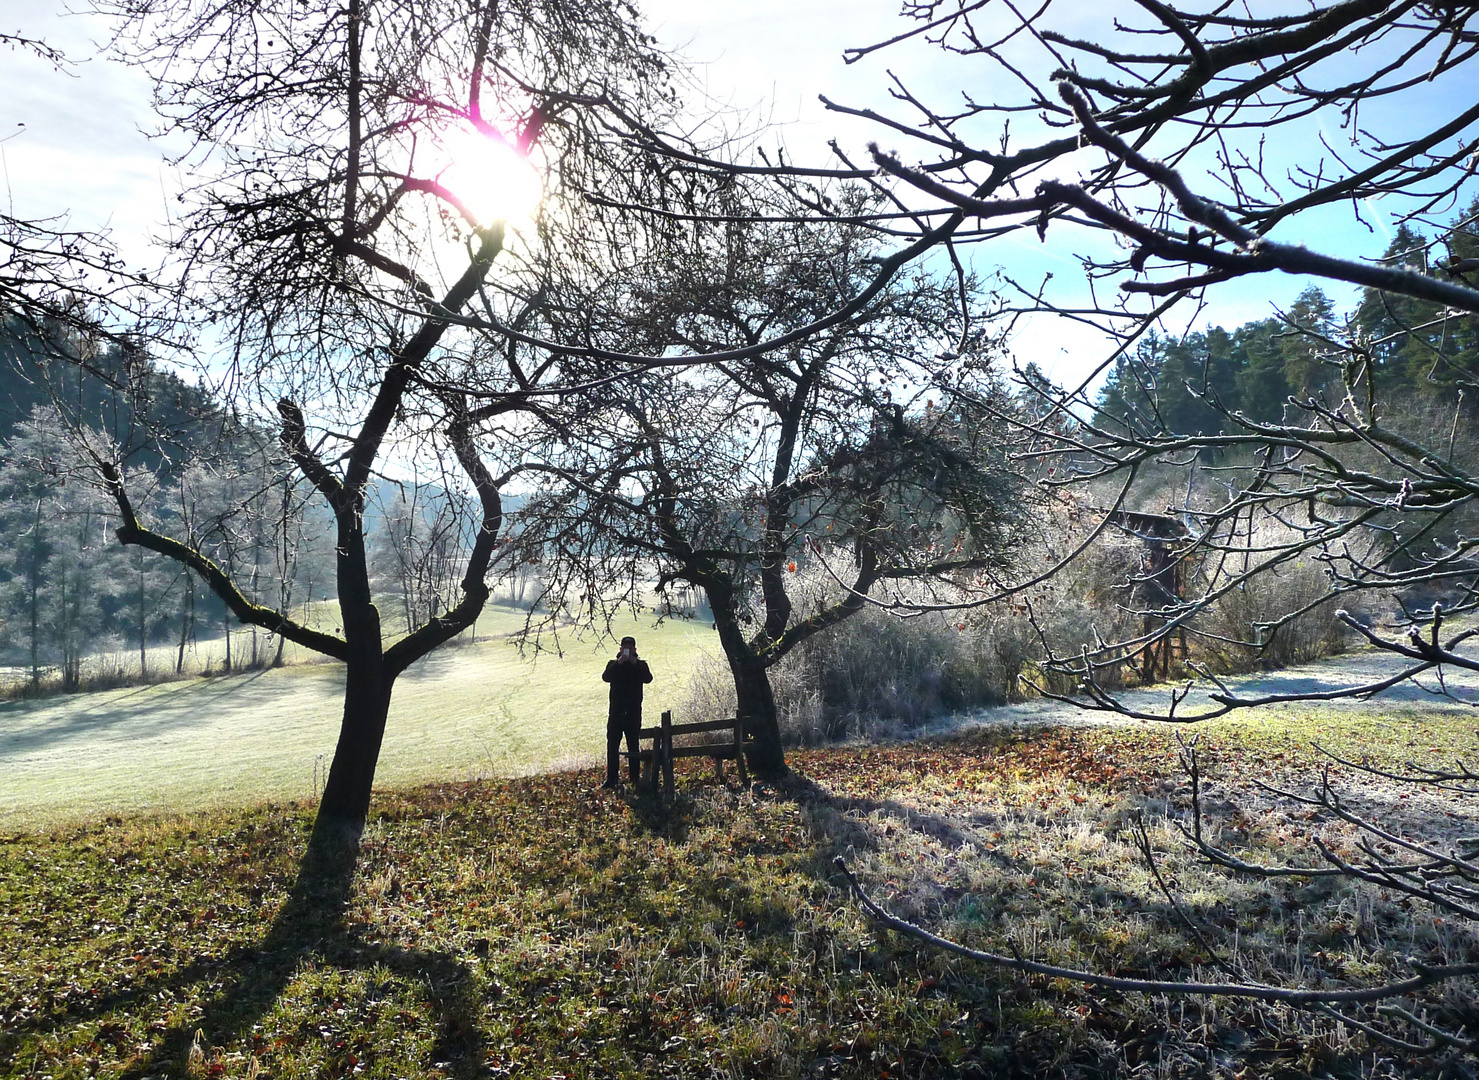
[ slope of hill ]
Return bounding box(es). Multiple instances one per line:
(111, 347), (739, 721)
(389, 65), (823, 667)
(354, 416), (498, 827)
(2, 712), (1474, 1078)
(0, 609), (717, 828)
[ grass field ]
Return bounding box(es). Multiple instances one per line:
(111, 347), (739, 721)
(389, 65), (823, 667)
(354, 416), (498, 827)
(4, 614), (1477, 1075)
(0, 604), (719, 830)
(0, 599), (357, 694)
(1, 715), (1475, 1079)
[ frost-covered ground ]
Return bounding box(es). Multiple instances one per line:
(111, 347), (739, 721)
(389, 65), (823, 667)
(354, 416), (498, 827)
(0, 613), (714, 829)
(3, 632), (1475, 830)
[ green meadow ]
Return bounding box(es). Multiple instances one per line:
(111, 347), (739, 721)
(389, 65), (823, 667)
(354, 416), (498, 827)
(0, 604), (718, 830)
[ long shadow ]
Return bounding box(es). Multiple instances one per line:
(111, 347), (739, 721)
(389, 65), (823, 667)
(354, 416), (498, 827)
(619, 784), (697, 843)
(14, 775), (715, 1074)
(0, 667), (321, 758)
(610, 777), (815, 957)
(769, 764), (1216, 943)
(105, 834), (487, 1080)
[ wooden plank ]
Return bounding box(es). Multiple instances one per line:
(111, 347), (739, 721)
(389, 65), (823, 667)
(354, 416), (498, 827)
(661, 710), (674, 800)
(637, 717), (740, 738)
(668, 717), (743, 735)
(639, 731), (755, 748)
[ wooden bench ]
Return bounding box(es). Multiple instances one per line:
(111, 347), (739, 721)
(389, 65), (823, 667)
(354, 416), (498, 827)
(637, 710), (750, 798)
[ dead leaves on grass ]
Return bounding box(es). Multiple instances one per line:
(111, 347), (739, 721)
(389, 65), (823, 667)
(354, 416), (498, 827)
(1, 722), (1475, 1078)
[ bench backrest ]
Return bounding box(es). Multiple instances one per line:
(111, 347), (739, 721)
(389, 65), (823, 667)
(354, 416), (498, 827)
(637, 711), (750, 798)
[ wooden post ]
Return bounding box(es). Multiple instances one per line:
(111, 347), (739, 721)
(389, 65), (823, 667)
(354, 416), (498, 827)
(661, 710), (675, 800)
(733, 714), (748, 786)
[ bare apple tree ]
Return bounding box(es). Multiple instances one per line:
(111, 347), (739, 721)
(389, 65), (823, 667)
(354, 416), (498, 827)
(79, 0), (683, 852)
(505, 194), (1025, 776)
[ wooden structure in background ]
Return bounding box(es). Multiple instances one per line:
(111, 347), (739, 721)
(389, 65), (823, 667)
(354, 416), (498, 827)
(1105, 508), (1193, 682)
(638, 710), (750, 799)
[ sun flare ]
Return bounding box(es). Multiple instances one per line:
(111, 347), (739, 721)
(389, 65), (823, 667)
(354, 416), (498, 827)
(436, 128), (542, 227)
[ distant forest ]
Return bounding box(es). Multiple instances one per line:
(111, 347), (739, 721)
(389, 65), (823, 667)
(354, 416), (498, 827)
(0, 319), (308, 687)
(1092, 203), (1479, 437)
(0, 321), (490, 692)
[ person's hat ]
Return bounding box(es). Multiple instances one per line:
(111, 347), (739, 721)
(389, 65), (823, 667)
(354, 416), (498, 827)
(620, 636), (637, 647)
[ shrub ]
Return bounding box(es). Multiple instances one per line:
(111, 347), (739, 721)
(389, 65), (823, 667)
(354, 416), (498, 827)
(678, 505), (1381, 748)
(1193, 543), (1355, 670)
(682, 606), (1011, 747)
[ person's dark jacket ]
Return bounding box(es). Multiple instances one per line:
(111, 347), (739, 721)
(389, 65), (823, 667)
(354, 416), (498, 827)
(602, 657), (653, 710)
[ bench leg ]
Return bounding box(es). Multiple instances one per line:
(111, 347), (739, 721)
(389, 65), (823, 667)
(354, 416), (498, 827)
(661, 710), (674, 800)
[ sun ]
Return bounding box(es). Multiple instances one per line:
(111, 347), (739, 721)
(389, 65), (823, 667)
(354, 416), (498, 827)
(436, 128), (542, 227)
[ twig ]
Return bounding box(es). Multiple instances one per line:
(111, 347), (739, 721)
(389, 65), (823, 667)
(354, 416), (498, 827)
(833, 857), (1479, 1004)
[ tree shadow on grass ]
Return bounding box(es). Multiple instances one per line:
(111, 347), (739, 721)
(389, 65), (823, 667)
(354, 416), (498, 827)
(768, 766), (1221, 948)
(586, 754), (1153, 932)
(104, 836), (488, 1080)
(618, 784), (697, 843)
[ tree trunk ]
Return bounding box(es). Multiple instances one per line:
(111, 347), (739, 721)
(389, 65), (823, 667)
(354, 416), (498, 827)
(311, 648), (394, 847)
(707, 591), (787, 778)
(176, 581), (193, 674)
(732, 653), (786, 777)
(59, 566), (75, 692)
(28, 498), (41, 688)
(137, 548), (148, 679)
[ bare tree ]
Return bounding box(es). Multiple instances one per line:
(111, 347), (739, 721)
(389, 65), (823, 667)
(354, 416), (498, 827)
(774, 0), (1479, 1053)
(841, 0), (1479, 324)
(369, 478), (479, 634)
(1, 33), (176, 357)
(0, 213), (154, 344)
(514, 200), (1026, 776)
(77, 0), (680, 851)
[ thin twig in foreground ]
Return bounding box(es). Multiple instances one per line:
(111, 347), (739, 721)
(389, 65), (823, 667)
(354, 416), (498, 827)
(833, 857), (1479, 1005)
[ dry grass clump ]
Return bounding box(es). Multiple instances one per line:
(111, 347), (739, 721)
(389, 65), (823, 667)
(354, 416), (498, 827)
(681, 601), (1020, 748)
(1, 718), (1475, 1079)
(1191, 523), (1366, 672)
(804, 727), (1479, 1077)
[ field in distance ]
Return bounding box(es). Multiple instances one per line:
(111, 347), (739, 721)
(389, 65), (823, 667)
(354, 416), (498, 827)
(0, 605), (717, 830)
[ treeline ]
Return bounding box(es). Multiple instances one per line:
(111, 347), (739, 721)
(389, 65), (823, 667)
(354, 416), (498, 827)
(0, 318), (487, 693)
(1094, 200), (1479, 435)
(0, 316), (308, 688)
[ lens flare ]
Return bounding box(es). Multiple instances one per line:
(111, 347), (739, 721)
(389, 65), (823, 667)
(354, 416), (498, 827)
(436, 129), (542, 226)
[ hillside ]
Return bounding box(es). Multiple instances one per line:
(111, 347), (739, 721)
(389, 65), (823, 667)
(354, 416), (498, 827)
(2, 711), (1475, 1079)
(0, 608), (717, 829)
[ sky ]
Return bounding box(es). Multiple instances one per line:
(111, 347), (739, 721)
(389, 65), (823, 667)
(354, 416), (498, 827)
(1, 3), (171, 254)
(3, 0), (1473, 390)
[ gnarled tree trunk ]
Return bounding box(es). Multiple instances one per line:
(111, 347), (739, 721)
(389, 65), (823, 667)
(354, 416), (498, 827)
(732, 653), (785, 777)
(709, 591), (786, 778)
(312, 647), (394, 847)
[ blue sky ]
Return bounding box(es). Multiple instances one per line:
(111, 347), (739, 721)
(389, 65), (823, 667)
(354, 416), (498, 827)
(4, 0), (1472, 390)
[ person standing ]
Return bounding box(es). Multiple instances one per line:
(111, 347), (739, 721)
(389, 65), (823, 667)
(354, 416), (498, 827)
(601, 635), (653, 789)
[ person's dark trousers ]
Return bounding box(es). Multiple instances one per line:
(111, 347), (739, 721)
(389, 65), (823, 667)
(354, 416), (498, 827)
(605, 703), (642, 786)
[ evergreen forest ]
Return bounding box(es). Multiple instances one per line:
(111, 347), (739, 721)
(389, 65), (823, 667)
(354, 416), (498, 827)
(1092, 204), (1479, 436)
